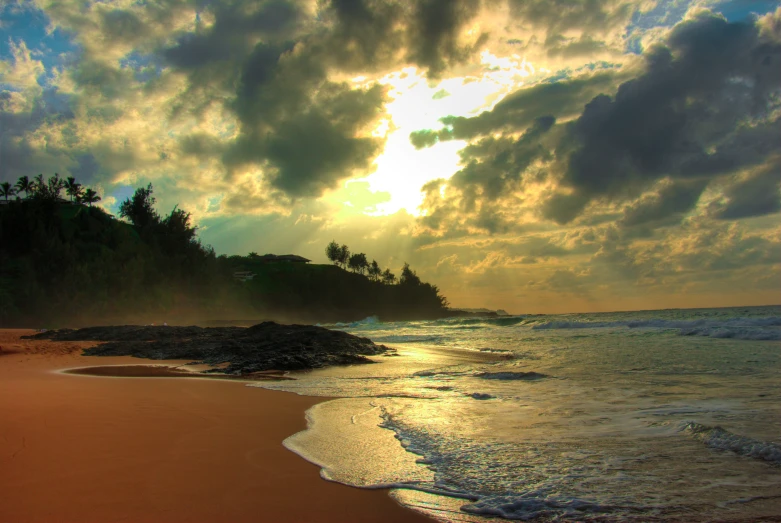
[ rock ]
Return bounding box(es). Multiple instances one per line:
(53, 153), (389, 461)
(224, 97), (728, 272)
(25, 322), (394, 375)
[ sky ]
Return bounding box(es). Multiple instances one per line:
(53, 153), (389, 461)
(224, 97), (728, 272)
(1, 0), (779, 313)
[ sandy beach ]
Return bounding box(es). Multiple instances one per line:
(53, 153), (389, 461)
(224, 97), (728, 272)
(0, 329), (434, 523)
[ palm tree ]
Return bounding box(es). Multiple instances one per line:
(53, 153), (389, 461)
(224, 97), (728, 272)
(81, 188), (101, 206)
(48, 173), (65, 199)
(15, 176), (32, 198)
(64, 176), (82, 202)
(0, 182), (16, 201)
(33, 174), (45, 197)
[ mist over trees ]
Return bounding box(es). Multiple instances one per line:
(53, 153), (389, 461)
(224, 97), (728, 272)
(0, 180), (451, 326)
(0, 178), (221, 326)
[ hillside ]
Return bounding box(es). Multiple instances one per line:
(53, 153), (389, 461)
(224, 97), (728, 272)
(224, 259), (449, 323)
(0, 187), (450, 327)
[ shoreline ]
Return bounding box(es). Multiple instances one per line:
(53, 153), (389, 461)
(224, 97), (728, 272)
(0, 329), (435, 523)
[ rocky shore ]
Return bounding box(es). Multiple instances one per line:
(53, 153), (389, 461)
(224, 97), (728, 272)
(25, 322), (393, 375)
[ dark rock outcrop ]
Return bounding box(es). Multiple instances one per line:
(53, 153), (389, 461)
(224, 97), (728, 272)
(26, 322), (393, 374)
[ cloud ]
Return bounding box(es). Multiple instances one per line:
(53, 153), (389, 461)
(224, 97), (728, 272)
(2, 0), (509, 209)
(709, 161), (781, 220)
(619, 178), (708, 227)
(415, 9), (781, 236)
(410, 70), (620, 146)
(508, 0), (633, 35)
(549, 11), (781, 220)
(3, 0), (781, 313)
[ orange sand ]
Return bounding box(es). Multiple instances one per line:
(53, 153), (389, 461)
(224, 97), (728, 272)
(0, 329), (434, 523)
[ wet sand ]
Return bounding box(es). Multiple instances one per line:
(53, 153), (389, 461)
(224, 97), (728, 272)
(0, 329), (434, 523)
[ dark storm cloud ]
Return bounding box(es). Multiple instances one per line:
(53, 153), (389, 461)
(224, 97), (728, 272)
(163, 1), (303, 70)
(321, 0), (405, 71)
(710, 162), (781, 220)
(321, 0), (487, 76)
(449, 115), (555, 204)
(222, 39), (386, 197)
(2, 0), (495, 206)
(415, 10), (780, 231)
(406, 0), (488, 78)
(619, 179), (708, 228)
(548, 12), (781, 221)
(410, 71), (618, 146)
(156, 0), (492, 201)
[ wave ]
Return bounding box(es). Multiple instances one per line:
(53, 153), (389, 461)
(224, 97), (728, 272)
(372, 334), (444, 344)
(477, 348), (513, 354)
(435, 316), (526, 328)
(461, 493), (643, 521)
(678, 327), (781, 340)
(326, 316), (382, 328)
(380, 409), (650, 521)
(679, 422), (781, 464)
(531, 316), (781, 340)
(475, 371), (548, 381)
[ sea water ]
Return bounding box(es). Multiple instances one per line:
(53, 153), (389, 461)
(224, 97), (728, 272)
(252, 306), (781, 521)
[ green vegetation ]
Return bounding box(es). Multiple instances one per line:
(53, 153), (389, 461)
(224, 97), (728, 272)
(0, 177), (450, 327)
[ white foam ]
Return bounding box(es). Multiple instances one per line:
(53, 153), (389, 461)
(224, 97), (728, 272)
(460, 493), (633, 520)
(679, 422), (781, 464)
(531, 315), (781, 340)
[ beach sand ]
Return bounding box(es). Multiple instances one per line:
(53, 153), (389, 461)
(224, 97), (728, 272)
(0, 329), (435, 523)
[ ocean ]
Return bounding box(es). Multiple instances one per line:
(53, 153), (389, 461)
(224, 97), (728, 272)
(254, 305), (781, 522)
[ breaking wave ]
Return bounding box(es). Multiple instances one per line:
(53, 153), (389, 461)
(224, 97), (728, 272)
(460, 494), (647, 521)
(435, 316), (526, 327)
(531, 316), (781, 340)
(679, 422), (781, 464)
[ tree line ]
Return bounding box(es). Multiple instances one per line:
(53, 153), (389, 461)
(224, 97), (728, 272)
(325, 240), (431, 288)
(324, 240), (447, 310)
(325, 241), (398, 284)
(0, 176), (451, 325)
(0, 179), (222, 326)
(1, 174), (102, 205)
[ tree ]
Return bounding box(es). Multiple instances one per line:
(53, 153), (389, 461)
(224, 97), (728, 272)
(326, 240), (341, 266)
(15, 176), (32, 198)
(348, 253), (368, 274)
(29, 174), (52, 199)
(337, 244), (350, 269)
(381, 268), (396, 285)
(47, 173), (65, 199)
(32, 174), (45, 196)
(399, 263), (421, 286)
(118, 184), (158, 228)
(0, 182), (15, 201)
(64, 177), (82, 202)
(368, 260), (381, 281)
(163, 206), (197, 242)
(81, 188), (101, 207)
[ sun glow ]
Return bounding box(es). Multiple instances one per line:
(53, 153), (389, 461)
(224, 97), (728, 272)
(338, 54), (540, 217)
